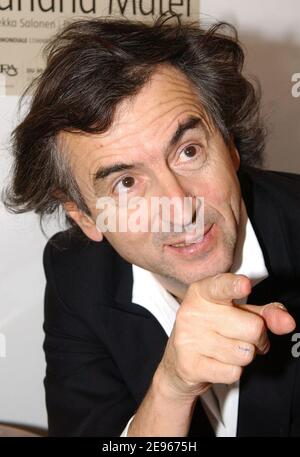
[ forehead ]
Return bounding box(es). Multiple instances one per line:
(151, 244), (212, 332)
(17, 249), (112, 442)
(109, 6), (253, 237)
(59, 65), (210, 168)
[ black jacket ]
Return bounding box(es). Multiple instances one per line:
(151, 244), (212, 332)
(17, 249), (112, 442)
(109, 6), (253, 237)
(43, 166), (300, 436)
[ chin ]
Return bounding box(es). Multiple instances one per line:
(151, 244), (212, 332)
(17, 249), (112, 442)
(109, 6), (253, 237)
(161, 249), (235, 286)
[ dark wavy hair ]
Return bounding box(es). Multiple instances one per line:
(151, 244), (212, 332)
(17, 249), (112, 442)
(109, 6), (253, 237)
(2, 14), (265, 241)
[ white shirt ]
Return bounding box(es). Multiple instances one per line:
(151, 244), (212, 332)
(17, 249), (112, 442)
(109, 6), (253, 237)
(120, 207), (268, 437)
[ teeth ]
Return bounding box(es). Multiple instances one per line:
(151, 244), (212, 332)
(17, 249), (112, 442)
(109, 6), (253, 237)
(172, 242), (195, 247)
(170, 231), (206, 248)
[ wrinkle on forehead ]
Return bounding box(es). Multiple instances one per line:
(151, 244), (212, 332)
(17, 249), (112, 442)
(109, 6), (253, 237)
(58, 65), (214, 182)
(112, 65), (212, 134)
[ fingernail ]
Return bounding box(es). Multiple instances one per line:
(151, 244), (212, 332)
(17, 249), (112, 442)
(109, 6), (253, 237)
(267, 302), (287, 311)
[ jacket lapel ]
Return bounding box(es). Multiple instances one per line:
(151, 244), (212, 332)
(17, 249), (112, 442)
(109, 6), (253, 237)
(99, 254), (168, 405)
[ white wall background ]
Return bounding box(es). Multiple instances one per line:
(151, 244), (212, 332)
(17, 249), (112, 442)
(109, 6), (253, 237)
(202, 0), (300, 172)
(0, 0), (299, 431)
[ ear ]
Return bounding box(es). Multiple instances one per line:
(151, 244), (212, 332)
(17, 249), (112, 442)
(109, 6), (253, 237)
(229, 141), (240, 171)
(63, 202), (103, 242)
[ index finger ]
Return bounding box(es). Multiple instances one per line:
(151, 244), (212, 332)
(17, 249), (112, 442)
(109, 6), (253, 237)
(193, 273), (252, 305)
(240, 302), (296, 335)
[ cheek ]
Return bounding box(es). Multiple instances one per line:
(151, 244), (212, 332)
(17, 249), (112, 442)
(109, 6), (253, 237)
(201, 178), (233, 209)
(202, 163), (240, 210)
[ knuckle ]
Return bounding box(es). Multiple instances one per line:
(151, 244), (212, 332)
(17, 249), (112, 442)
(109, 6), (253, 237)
(248, 316), (265, 341)
(179, 355), (202, 386)
(235, 342), (255, 366)
(226, 365), (243, 384)
(210, 274), (223, 297)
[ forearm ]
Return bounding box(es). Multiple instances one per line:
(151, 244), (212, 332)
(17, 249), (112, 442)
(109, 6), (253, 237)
(127, 366), (197, 437)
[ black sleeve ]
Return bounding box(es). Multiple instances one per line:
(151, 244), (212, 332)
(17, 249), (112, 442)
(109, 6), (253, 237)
(43, 238), (137, 437)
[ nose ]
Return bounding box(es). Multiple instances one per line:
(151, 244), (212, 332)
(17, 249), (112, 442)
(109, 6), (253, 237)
(151, 171), (199, 231)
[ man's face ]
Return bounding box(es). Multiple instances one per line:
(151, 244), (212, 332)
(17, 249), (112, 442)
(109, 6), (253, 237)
(61, 66), (242, 295)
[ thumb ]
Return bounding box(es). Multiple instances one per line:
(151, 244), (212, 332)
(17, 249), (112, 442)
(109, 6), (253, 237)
(241, 302), (296, 335)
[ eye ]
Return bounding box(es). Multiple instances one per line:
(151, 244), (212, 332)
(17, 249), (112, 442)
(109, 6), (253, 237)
(114, 176), (135, 194)
(178, 144), (203, 163)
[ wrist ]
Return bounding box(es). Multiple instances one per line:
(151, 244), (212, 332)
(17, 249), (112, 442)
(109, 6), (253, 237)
(153, 363), (198, 407)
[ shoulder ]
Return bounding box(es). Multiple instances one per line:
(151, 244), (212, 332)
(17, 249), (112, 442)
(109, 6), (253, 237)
(43, 229), (115, 274)
(240, 166), (300, 271)
(43, 230), (123, 313)
(239, 167), (300, 195)
(240, 166), (300, 203)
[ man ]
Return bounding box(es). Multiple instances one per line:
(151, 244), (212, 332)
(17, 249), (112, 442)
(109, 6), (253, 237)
(3, 16), (300, 437)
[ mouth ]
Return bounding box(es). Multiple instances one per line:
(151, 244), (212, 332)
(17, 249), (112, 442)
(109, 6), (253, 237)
(164, 224), (215, 257)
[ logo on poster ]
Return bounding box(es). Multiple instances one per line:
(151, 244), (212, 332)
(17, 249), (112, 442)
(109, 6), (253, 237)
(0, 63), (18, 76)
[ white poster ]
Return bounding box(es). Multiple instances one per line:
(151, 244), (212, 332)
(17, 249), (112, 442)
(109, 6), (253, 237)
(0, 0), (199, 95)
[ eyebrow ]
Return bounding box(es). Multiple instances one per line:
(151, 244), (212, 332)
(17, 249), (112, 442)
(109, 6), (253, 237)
(92, 115), (206, 187)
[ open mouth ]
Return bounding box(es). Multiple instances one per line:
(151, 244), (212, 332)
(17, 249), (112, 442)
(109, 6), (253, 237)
(168, 224), (213, 247)
(165, 224), (215, 256)
(171, 235), (204, 247)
